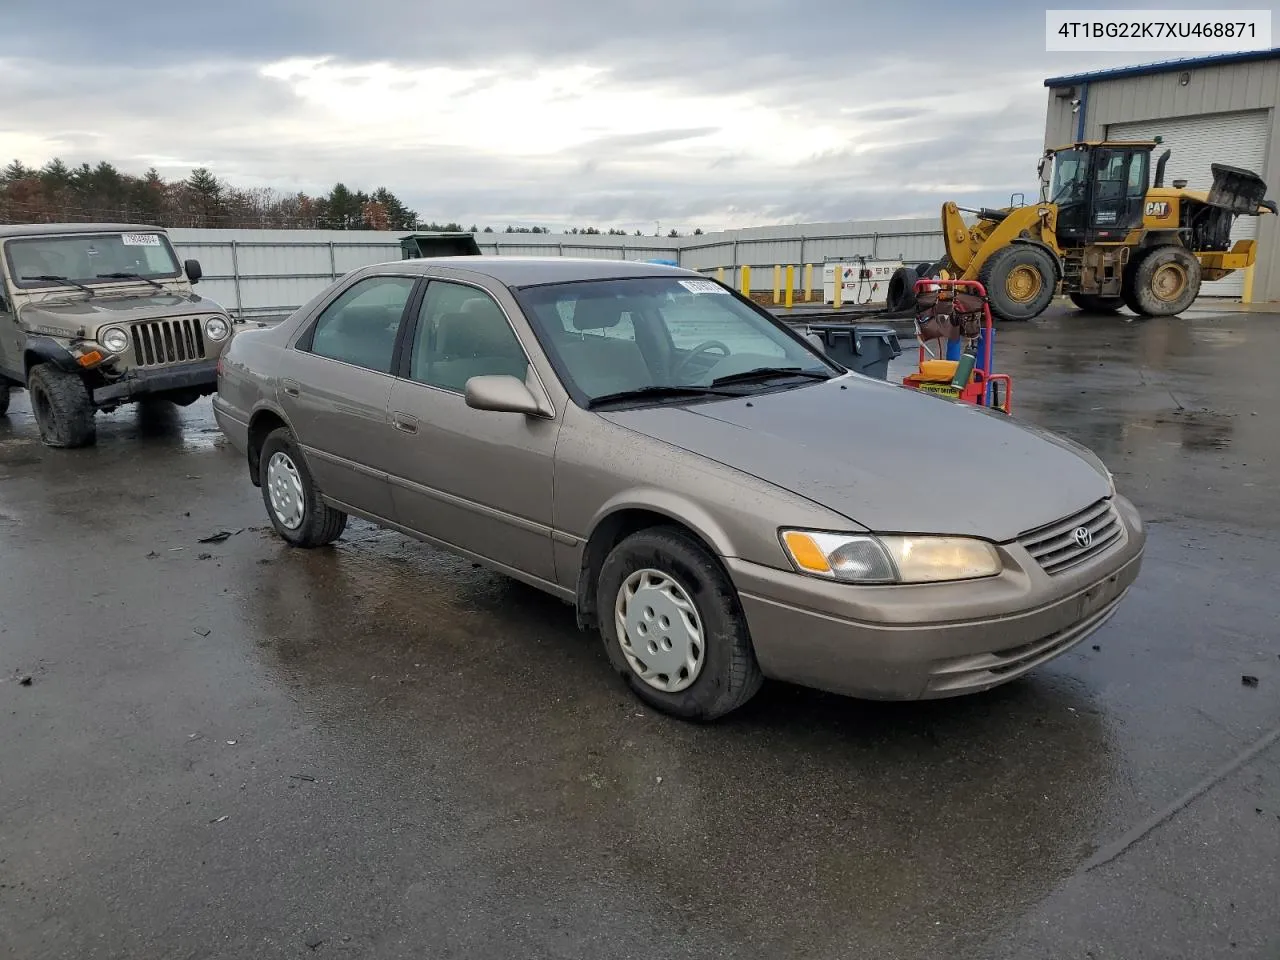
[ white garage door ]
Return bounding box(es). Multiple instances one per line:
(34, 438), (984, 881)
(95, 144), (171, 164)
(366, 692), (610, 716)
(1107, 110), (1271, 298)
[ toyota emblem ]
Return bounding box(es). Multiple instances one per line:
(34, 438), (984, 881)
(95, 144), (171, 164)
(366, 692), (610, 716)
(1073, 526), (1093, 549)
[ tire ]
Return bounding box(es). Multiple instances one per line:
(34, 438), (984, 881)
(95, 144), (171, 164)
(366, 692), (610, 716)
(27, 364), (96, 448)
(1069, 293), (1124, 313)
(258, 427), (348, 547)
(0, 385), (9, 416)
(1122, 245), (1201, 317)
(979, 245), (1058, 321)
(886, 266), (918, 312)
(596, 526), (763, 721)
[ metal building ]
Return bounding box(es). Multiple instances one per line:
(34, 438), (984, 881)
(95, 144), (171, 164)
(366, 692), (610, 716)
(1044, 49), (1280, 301)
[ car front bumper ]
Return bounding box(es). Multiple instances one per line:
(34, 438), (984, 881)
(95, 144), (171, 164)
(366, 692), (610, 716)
(727, 494), (1146, 700)
(93, 360), (218, 405)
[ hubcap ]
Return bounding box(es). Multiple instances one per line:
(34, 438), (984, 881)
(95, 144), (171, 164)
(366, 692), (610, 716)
(1151, 262), (1188, 301)
(1005, 264), (1043, 303)
(266, 451), (305, 530)
(614, 569), (705, 693)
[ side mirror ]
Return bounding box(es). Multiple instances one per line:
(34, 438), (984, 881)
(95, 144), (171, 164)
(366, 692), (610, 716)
(464, 374), (545, 416)
(804, 332), (827, 354)
(184, 259), (203, 283)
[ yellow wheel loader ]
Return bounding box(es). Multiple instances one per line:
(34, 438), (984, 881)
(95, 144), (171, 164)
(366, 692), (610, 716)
(898, 140), (1276, 322)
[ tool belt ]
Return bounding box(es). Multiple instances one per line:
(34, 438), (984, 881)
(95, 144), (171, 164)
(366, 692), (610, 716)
(915, 291), (985, 342)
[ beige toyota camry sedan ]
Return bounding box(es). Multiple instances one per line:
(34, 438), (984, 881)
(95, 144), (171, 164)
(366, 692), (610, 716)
(213, 257), (1145, 720)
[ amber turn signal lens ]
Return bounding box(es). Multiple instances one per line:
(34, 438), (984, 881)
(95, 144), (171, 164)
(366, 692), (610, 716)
(781, 531), (832, 574)
(76, 350), (104, 367)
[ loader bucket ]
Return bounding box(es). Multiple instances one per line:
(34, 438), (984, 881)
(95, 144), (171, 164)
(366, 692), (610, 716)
(1208, 164), (1270, 215)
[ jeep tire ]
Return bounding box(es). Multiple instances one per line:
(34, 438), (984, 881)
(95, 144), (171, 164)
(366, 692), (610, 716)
(27, 364), (96, 448)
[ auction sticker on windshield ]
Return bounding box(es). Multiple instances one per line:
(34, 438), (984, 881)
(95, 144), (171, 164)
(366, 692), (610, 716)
(679, 279), (729, 294)
(122, 234), (162, 246)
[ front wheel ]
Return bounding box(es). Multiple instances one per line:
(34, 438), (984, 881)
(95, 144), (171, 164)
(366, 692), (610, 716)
(1069, 293), (1124, 313)
(1123, 245), (1202, 317)
(27, 364), (96, 448)
(596, 527), (763, 720)
(980, 245), (1058, 321)
(258, 427), (348, 547)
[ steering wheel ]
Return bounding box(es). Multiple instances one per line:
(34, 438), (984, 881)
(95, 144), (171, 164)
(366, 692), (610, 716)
(671, 340), (731, 380)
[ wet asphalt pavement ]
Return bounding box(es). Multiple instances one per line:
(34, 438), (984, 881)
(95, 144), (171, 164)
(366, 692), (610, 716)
(2, 302), (1278, 959)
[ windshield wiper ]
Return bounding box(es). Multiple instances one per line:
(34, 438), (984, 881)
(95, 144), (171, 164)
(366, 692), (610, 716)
(710, 366), (831, 387)
(97, 272), (165, 292)
(587, 384), (736, 409)
(29, 274), (96, 296)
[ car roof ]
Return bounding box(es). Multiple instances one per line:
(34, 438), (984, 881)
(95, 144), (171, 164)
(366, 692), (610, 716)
(0, 222), (167, 239)
(366, 255), (697, 286)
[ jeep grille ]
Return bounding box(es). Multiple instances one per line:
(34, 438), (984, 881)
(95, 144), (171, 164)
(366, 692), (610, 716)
(131, 318), (206, 367)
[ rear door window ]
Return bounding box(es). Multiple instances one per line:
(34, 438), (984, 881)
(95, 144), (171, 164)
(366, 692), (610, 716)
(302, 276), (416, 374)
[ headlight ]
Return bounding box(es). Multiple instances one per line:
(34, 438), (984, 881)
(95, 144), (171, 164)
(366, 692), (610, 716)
(780, 530), (1001, 584)
(101, 327), (129, 354)
(205, 316), (230, 341)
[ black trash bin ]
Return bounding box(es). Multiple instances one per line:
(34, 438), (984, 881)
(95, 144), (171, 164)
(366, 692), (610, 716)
(804, 322), (902, 380)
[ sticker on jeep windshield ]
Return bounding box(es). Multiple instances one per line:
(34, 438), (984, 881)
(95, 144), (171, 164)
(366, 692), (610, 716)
(121, 233), (162, 246)
(678, 279), (729, 294)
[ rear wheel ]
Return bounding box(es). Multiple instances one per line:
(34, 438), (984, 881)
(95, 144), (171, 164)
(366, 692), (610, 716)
(979, 245), (1057, 321)
(596, 526), (763, 721)
(27, 364), (96, 448)
(1122, 245), (1201, 317)
(258, 427), (348, 547)
(1069, 293), (1124, 313)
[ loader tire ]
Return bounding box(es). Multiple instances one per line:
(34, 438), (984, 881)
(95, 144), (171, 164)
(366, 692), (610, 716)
(980, 245), (1057, 321)
(1122, 245), (1201, 317)
(1069, 293), (1124, 313)
(886, 266), (918, 312)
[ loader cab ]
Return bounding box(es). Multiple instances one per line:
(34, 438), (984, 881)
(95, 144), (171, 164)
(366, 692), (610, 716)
(1045, 141), (1154, 245)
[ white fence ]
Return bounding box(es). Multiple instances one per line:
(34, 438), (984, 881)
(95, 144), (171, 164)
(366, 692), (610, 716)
(168, 219), (947, 320)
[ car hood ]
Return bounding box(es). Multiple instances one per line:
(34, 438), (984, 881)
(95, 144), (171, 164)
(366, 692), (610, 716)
(18, 293), (221, 336)
(598, 375), (1113, 542)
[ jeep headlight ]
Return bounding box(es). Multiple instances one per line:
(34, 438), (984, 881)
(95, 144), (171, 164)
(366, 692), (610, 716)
(101, 327), (129, 354)
(780, 530), (1001, 584)
(205, 316), (230, 341)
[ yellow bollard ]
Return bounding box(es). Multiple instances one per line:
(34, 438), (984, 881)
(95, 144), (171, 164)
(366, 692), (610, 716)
(716, 266), (725, 285)
(803, 264), (813, 302)
(740, 265), (751, 297)
(1243, 263), (1256, 303)
(772, 265), (781, 304)
(785, 265), (794, 309)
(834, 265), (843, 310)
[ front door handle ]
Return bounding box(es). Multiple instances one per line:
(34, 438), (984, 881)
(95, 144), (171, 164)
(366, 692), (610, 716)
(392, 411), (419, 434)
(281, 378), (300, 398)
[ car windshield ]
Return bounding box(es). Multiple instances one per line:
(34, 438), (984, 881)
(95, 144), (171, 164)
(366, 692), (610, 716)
(514, 276), (839, 407)
(5, 232), (182, 290)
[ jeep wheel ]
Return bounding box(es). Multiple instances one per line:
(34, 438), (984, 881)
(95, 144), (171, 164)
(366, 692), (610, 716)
(28, 365), (96, 448)
(0, 385), (9, 416)
(259, 427), (348, 547)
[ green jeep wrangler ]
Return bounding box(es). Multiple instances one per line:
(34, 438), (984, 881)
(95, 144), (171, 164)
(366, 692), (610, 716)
(0, 223), (235, 447)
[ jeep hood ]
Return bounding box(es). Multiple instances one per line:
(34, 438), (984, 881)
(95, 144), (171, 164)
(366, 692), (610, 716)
(18, 293), (222, 336)
(598, 375), (1113, 543)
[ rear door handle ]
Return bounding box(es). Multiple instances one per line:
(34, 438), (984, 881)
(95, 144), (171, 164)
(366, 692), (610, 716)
(392, 411), (419, 434)
(281, 378), (300, 398)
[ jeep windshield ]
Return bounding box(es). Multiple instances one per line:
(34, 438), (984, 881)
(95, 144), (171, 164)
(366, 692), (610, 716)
(5, 232), (182, 290)
(514, 275), (840, 409)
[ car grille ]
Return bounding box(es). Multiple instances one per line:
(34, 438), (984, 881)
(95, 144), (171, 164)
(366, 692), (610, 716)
(131, 318), (206, 367)
(1019, 498), (1122, 575)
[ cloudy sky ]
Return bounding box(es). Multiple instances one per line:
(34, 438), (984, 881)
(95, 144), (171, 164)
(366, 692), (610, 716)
(0, 0), (1265, 232)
